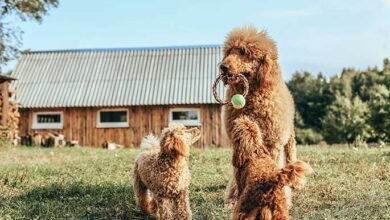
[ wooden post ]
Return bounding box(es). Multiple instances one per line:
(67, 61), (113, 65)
(1, 81), (9, 126)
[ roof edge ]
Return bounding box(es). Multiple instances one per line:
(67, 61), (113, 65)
(0, 74), (17, 81)
(18, 102), (221, 108)
(22, 44), (223, 54)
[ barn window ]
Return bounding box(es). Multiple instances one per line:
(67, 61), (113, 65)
(169, 108), (201, 126)
(97, 109), (129, 128)
(32, 112), (64, 129)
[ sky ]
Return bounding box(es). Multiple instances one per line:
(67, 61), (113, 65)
(7, 0), (390, 79)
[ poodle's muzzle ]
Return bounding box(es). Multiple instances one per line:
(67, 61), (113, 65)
(219, 64), (250, 85)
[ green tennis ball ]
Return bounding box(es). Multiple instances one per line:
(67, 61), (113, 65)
(231, 94), (246, 109)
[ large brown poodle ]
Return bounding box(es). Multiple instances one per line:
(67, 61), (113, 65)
(133, 124), (201, 220)
(221, 26), (297, 205)
(231, 116), (312, 220)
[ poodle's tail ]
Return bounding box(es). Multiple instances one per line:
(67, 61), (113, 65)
(238, 161), (312, 219)
(277, 160), (313, 188)
(133, 163), (156, 214)
(140, 134), (160, 151)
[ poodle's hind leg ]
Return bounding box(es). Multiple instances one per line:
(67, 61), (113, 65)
(284, 186), (292, 209)
(156, 196), (173, 220)
(232, 198), (245, 220)
(283, 133), (297, 209)
(260, 206), (272, 220)
(224, 169), (238, 207)
(173, 190), (192, 220)
(284, 132), (297, 165)
(232, 198), (258, 220)
(272, 189), (290, 220)
(133, 165), (156, 214)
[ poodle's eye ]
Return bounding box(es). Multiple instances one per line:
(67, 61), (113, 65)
(240, 49), (246, 56)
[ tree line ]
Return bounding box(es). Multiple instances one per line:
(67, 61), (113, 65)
(288, 58), (390, 145)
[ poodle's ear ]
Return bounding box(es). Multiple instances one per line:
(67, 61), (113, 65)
(256, 54), (273, 87)
(161, 132), (188, 157)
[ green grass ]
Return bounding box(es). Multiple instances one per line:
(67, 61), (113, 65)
(0, 145), (389, 219)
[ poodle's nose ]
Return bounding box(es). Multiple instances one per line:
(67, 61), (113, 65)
(220, 64), (229, 75)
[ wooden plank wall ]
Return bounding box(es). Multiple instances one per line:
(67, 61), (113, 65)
(19, 104), (230, 148)
(0, 81), (10, 126)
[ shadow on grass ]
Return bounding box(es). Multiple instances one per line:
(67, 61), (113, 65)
(0, 182), (153, 220)
(192, 182), (227, 193)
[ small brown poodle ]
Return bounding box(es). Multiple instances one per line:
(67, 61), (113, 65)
(231, 116), (312, 220)
(221, 26), (298, 206)
(133, 124), (201, 220)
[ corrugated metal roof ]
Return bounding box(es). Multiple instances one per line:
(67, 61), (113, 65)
(11, 45), (226, 108)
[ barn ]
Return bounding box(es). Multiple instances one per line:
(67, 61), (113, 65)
(11, 45), (229, 147)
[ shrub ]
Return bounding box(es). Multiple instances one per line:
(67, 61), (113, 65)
(295, 128), (324, 145)
(322, 94), (372, 144)
(353, 135), (368, 148)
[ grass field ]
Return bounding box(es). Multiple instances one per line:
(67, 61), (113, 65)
(0, 145), (389, 219)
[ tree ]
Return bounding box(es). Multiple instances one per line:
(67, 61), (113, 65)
(367, 84), (390, 142)
(383, 58), (390, 72)
(322, 94), (372, 144)
(329, 68), (356, 98)
(352, 69), (386, 102)
(287, 58), (390, 144)
(288, 71), (333, 131)
(0, 0), (59, 70)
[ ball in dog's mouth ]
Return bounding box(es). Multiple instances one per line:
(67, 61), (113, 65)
(231, 94), (246, 109)
(213, 73), (249, 106)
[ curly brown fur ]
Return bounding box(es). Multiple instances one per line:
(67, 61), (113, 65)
(133, 124), (200, 220)
(222, 26), (298, 206)
(231, 116), (312, 220)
